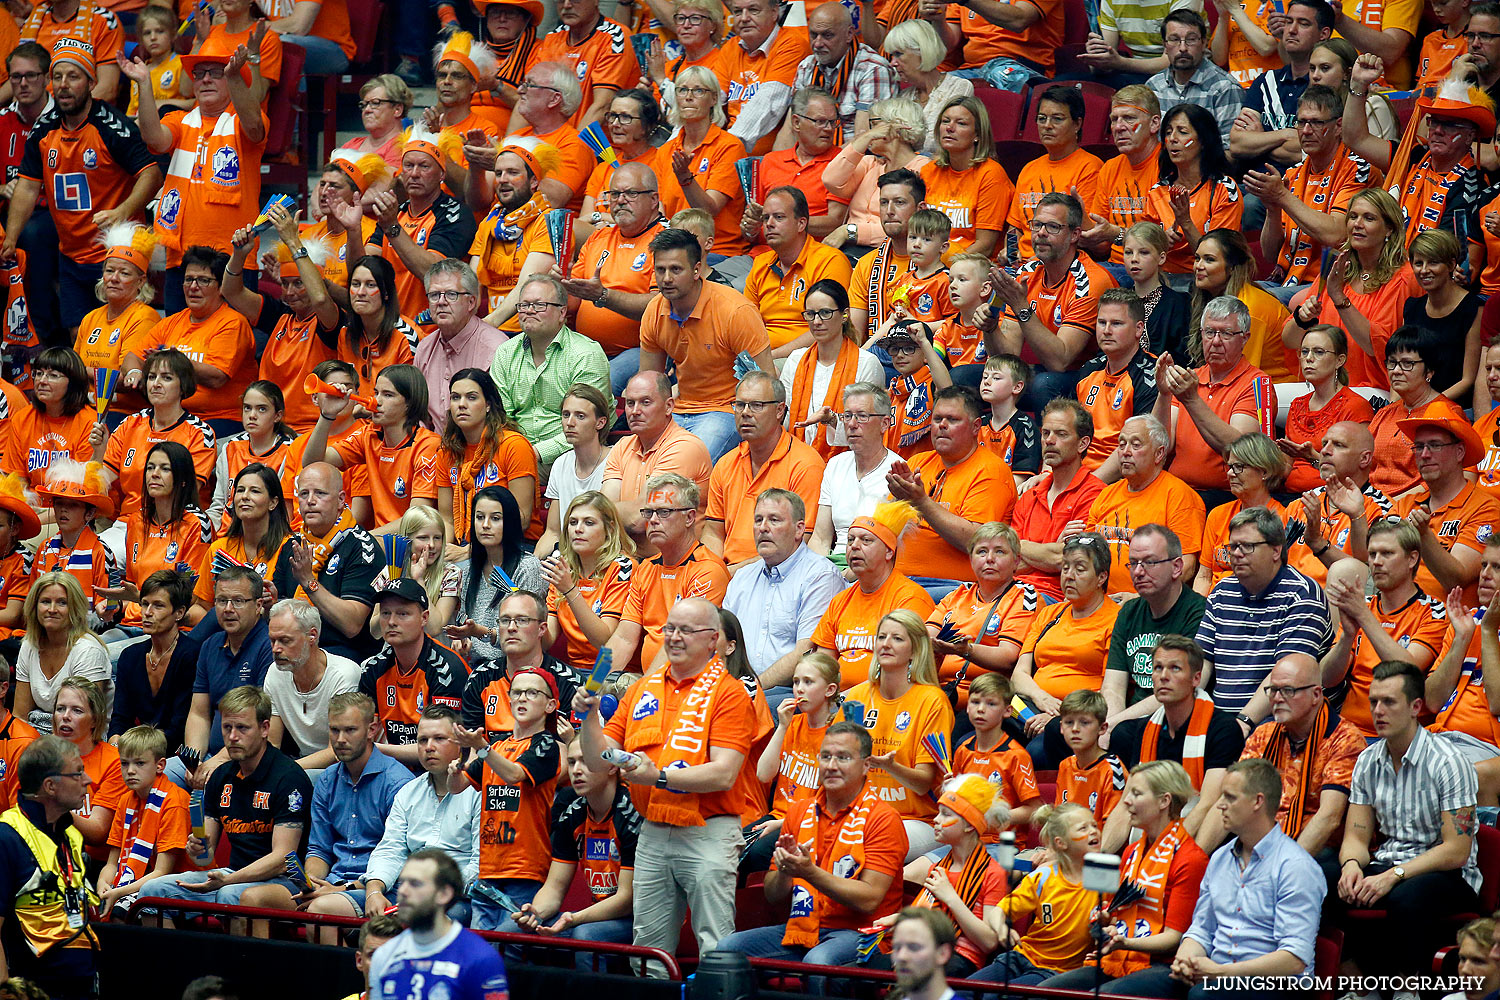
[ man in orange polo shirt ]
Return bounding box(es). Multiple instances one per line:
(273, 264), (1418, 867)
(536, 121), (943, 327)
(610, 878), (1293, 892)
(1014, 398), (1107, 601)
(640, 228), (776, 463)
(527, 0), (636, 131)
(1009, 88), (1102, 260)
(743, 89), (847, 246)
(715, 0), (809, 154)
(886, 386), (1015, 598)
(1153, 296), (1275, 499)
(1089, 414), (1207, 595)
(603, 371), (712, 545)
(1392, 416), (1500, 603)
(563, 162), (665, 396)
(606, 473), (730, 670)
(811, 500), (935, 690)
(744, 186), (855, 359)
(705, 373), (826, 572)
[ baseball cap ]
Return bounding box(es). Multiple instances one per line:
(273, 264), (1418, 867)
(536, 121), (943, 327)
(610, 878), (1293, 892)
(376, 577), (429, 609)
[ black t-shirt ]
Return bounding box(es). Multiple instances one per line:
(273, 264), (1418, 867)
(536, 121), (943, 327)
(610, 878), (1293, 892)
(204, 744), (313, 872)
(368, 192), (478, 261)
(1403, 292), (1482, 401)
(996, 410), (1041, 476)
(272, 527), (383, 659)
(1111, 706), (1245, 772)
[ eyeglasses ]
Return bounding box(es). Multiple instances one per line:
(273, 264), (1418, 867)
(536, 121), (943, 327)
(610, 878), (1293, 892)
(48, 770), (88, 782)
(1428, 118), (1477, 134)
(801, 308), (840, 321)
(511, 687), (552, 700)
(516, 300), (564, 313)
(640, 506), (692, 520)
(8, 71), (42, 83)
(730, 400), (778, 413)
(607, 188), (652, 200)
(817, 752), (857, 764)
(661, 623), (718, 637)
(678, 86), (716, 98)
(604, 112), (642, 125)
(428, 290), (473, 303)
(1201, 328), (1245, 341)
(1262, 683), (1319, 699)
(1295, 117), (1337, 130)
(358, 98), (400, 111)
(1465, 30), (1500, 42)
(498, 616), (539, 628)
(1035, 114), (1073, 127)
(886, 342), (919, 355)
(675, 12), (711, 24)
(1412, 439), (1462, 454)
(1226, 540), (1269, 555)
(795, 113), (840, 130)
(1163, 34), (1202, 46)
(215, 596), (254, 609)
(1125, 557), (1174, 570)
(1225, 462), (1255, 475)
(1385, 357), (1422, 371)
(182, 274), (219, 287)
(191, 66), (226, 80)
(1029, 219), (1068, 235)
(518, 80), (560, 93)
(839, 411), (886, 424)
(1299, 347), (1333, 359)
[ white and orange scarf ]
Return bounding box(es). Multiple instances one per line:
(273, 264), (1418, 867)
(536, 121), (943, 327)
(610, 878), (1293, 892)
(624, 656), (734, 827)
(783, 784), (882, 948)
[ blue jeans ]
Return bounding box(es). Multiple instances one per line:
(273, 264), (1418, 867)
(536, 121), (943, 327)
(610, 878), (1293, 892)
(910, 577), (963, 603)
(609, 347), (641, 397)
(280, 35), (350, 75)
(673, 411), (739, 464)
(975, 949), (1065, 986)
(134, 868), (299, 910)
(58, 256), (102, 330)
(952, 57), (1038, 92)
(470, 878), (543, 930)
(1101, 261), (1131, 287)
(716, 925), (861, 991)
(497, 913), (633, 970)
(1023, 369), (1082, 413)
(1259, 279), (1309, 306)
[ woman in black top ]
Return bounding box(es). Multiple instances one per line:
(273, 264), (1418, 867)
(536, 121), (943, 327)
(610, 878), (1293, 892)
(1402, 228), (1481, 405)
(109, 569), (200, 750)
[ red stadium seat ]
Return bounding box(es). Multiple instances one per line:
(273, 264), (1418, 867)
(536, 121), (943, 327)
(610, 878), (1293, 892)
(994, 140), (1047, 183)
(1345, 825), (1500, 930)
(312, 0), (388, 162)
(1061, 0), (1090, 46)
(1313, 930), (1343, 1000)
(261, 41), (309, 201)
(1023, 80), (1115, 145)
(973, 84), (1027, 141)
(1434, 944), (1457, 975)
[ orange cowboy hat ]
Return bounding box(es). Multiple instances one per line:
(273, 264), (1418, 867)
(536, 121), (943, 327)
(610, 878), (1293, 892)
(179, 50), (233, 77)
(0, 473), (40, 542)
(1418, 76), (1498, 141)
(1397, 415), (1486, 467)
(35, 460), (115, 521)
(472, 0), (545, 22)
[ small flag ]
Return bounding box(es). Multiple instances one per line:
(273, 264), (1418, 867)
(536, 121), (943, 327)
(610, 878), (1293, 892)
(382, 534), (409, 580)
(584, 648), (614, 694)
(249, 194), (297, 236)
(841, 700), (865, 725)
(856, 926), (884, 961)
(94, 368), (120, 418)
(211, 548), (249, 577)
(284, 852), (311, 892)
(178, 1), (211, 35)
(488, 564), (515, 593)
(580, 120), (615, 166)
(1011, 695), (1036, 723)
(735, 157), (759, 202)
(544, 209), (574, 269)
(922, 731), (950, 775)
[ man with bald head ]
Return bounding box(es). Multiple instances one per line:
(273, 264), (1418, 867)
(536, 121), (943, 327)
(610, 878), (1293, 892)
(603, 371), (713, 545)
(565, 162), (667, 396)
(1196, 652), (1365, 868)
(273, 462), (384, 659)
(780, 3), (895, 146)
(578, 596), (755, 972)
(1290, 420), (1390, 585)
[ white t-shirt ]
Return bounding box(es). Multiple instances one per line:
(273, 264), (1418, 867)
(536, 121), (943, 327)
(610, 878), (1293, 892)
(819, 448), (902, 555)
(264, 654), (363, 757)
(17, 636), (112, 732)
(543, 449), (609, 528)
(779, 347), (887, 449)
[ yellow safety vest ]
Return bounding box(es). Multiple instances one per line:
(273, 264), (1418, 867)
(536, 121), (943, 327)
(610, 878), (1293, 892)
(0, 805), (97, 958)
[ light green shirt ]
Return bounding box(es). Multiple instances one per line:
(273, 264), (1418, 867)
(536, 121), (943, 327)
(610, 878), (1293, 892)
(489, 324), (613, 465)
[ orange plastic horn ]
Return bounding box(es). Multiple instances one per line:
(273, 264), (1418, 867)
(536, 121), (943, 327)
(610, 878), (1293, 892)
(303, 373), (374, 410)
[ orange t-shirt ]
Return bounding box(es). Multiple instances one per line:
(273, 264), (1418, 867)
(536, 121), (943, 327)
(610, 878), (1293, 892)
(887, 367), (936, 459)
(0, 714), (39, 813)
(776, 789), (908, 925)
(743, 240), (855, 349)
(529, 18), (639, 129)
(121, 507), (214, 626)
(639, 280), (770, 413)
(77, 738), (126, 859)
(573, 219), (663, 356)
(259, 309), (337, 433)
(953, 731), (1040, 839)
(925, 581), (1038, 706)
(1477, 405), (1500, 497)
(769, 711), (828, 819)
(1089, 472), (1208, 595)
(619, 543), (731, 666)
(1418, 28), (1466, 88)
(102, 409), (216, 520)
(895, 447), (1017, 583)
(920, 160), (1014, 258)
(945, 0), (1063, 73)
(1075, 350), (1158, 468)
(476, 731), (559, 882)
(331, 424), (443, 529)
(933, 315), (987, 367)
(546, 555), (635, 667)
(1394, 481), (1500, 603)
(1010, 255), (1117, 370)
(75, 302), (160, 397)
(192, 534), (285, 604)
(841, 681), (955, 821)
(1022, 597), (1119, 700)
(127, 303), (255, 422)
(1339, 591), (1448, 737)
(712, 27), (810, 154)
(1145, 177), (1243, 274)
(1222, 0), (1283, 86)
(812, 573), (936, 689)
(154, 107), (268, 266)
(1432, 625), (1500, 745)
(1167, 359), (1275, 491)
(106, 776), (191, 884)
(1009, 148), (1104, 259)
(1090, 149), (1160, 265)
(657, 125), (750, 257)
(1290, 267), (1421, 391)
(1369, 394), (1466, 498)
(1199, 498), (1289, 590)
(888, 267), (956, 329)
(602, 420), (713, 504)
(1275, 149), (1381, 287)
(1057, 751), (1128, 826)
(2, 406), (95, 489)
(705, 432), (825, 565)
(21, 3), (122, 66)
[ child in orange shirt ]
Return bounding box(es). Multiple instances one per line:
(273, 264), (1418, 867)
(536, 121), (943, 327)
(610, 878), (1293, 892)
(97, 725), (190, 916)
(977, 355), (1040, 486)
(1053, 690), (1127, 829)
(889, 210), (956, 329)
(953, 673), (1043, 839)
(876, 314), (953, 460)
(933, 253), (994, 379)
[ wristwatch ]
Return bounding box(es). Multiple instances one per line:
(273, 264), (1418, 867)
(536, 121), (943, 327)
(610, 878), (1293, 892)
(1235, 712), (1256, 730)
(1393, 866), (1407, 881)
(1014, 306), (1035, 323)
(655, 769), (670, 790)
(291, 246), (310, 260)
(845, 223), (857, 242)
(384, 222), (402, 238)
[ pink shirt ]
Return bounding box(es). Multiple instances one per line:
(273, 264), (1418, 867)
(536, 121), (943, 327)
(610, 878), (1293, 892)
(412, 315), (509, 429)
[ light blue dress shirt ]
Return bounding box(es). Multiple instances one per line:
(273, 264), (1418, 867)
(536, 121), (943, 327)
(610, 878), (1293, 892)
(364, 772), (482, 889)
(724, 543), (847, 676)
(1185, 824), (1325, 969)
(307, 746), (412, 882)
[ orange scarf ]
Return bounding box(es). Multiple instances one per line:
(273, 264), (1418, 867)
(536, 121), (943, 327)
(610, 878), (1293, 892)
(452, 441), (500, 545)
(783, 784), (882, 948)
(912, 840), (990, 921)
(623, 657), (733, 827)
(1140, 692), (1216, 788)
(112, 776), (173, 889)
(1100, 818), (1192, 978)
(1263, 702), (1330, 839)
(295, 508), (357, 599)
(791, 338), (859, 459)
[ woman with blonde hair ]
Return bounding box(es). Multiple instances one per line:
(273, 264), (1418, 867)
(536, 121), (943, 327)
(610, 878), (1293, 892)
(920, 96), (1014, 259)
(843, 608), (956, 859)
(1123, 221), (1190, 360)
(1188, 229), (1292, 381)
(658, 65), (749, 258)
(370, 504), (450, 639)
(1285, 187), (1420, 391)
(1195, 434), (1295, 593)
(645, 0), (724, 111)
(823, 97), (930, 257)
(52, 676), (125, 856)
(1279, 325), (1374, 493)
(883, 19), (972, 156)
(541, 491), (636, 668)
(14, 572), (111, 732)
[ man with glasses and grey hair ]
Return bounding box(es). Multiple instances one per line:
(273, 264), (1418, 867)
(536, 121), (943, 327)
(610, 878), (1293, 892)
(742, 89), (848, 246)
(578, 596), (755, 975)
(1196, 506), (1333, 737)
(1153, 294), (1275, 503)
(810, 382), (901, 561)
(490, 273), (611, 471)
(413, 258), (506, 429)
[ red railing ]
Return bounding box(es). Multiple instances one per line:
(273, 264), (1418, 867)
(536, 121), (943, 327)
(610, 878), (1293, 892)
(746, 956), (1120, 999)
(120, 898), (683, 979)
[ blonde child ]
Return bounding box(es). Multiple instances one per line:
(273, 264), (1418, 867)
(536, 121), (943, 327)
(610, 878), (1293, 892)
(128, 6), (193, 117)
(889, 209), (955, 328)
(933, 253), (996, 380)
(98, 725), (190, 916)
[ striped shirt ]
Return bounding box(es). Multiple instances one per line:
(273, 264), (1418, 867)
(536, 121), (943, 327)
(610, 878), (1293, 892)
(1146, 59), (1245, 145)
(1349, 726), (1480, 892)
(1196, 565), (1333, 714)
(1098, 0), (1195, 59)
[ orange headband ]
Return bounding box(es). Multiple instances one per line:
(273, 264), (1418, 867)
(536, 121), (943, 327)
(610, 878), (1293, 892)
(938, 789), (990, 834)
(501, 143), (541, 177)
(105, 245), (149, 272)
(849, 515), (895, 551)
